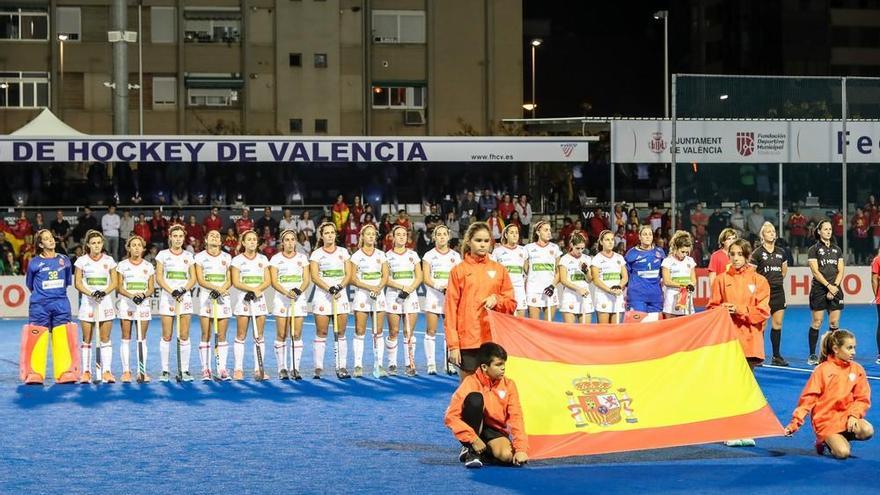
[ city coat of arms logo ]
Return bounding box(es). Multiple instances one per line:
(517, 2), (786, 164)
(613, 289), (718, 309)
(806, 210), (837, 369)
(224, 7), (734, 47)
(565, 375), (638, 427)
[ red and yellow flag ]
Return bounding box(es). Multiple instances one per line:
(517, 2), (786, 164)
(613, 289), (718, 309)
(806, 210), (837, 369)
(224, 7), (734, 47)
(487, 307), (784, 459)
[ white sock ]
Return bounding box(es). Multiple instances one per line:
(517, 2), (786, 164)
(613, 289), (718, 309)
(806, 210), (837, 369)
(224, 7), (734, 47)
(137, 339), (148, 373)
(274, 340), (286, 372)
(253, 339), (265, 372)
(404, 336), (417, 367)
(81, 344), (91, 374)
(353, 335), (365, 368)
(424, 335), (436, 367)
(386, 338), (398, 367)
(337, 336), (348, 370)
(180, 339), (191, 373)
(233, 339), (245, 371)
(100, 342), (113, 373)
(293, 339), (303, 371)
(120, 339), (131, 372)
(160, 339), (171, 372)
(218, 342), (229, 371)
(314, 337), (326, 370)
(199, 342), (210, 371)
(375, 335), (385, 367)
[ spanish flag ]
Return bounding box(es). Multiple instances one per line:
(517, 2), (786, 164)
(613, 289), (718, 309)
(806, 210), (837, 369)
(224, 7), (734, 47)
(487, 307), (784, 459)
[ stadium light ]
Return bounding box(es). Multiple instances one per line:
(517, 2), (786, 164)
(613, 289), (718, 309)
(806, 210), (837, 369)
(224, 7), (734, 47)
(653, 10), (669, 117)
(719, 94), (729, 100)
(58, 34), (68, 119)
(530, 38), (542, 118)
(522, 103), (537, 111)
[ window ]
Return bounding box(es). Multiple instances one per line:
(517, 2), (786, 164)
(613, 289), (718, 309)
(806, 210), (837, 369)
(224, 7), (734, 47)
(289, 53), (301, 67)
(314, 53), (327, 68)
(314, 119), (328, 133)
(56, 7), (81, 41)
(0, 8), (49, 40)
(188, 88), (237, 106)
(183, 8), (241, 43)
(289, 118), (302, 133)
(371, 85), (425, 109)
(0, 71), (50, 108)
(152, 76), (176, 107)
(371, 10), (425, 43)
(151, 7), (176, 43)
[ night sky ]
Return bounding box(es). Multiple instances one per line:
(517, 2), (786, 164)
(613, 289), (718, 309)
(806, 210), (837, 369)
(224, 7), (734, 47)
(524, 0), (676, 118)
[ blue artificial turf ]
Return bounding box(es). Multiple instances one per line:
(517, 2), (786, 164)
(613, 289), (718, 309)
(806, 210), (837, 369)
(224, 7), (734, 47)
(0, 306), (878, 494)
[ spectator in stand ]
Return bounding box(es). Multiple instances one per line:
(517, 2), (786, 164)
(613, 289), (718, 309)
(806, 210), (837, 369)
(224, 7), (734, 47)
(515, 194), (533, 239)
(361, 212), (377, 230)
(279, 208), (297, 233)
(260, 225), (277, 257)
(853, 207), (870, 264)
(342, 214), (360, 252)
(478, 188), (497, 219)
(32, 211), (47, 234)
(644, 206), (661, 233)
(134, 213), (151, 247)
(12, 210), (33, 239)
(361, 203), (375, 224)
(102, 204), (121, 260)
(395, 209), (412, 231)
(169, 209), (185, 231)
(559, 217), (575, 245)
(379, 213), (393, 240)
(73, 206), (99, 244)
(19, 234), (35, 273)
(497, 193), (515, 221)
(708, 228), (739, 294)
(460, 191), (479, 228)
(832, 209), (845, 249)
(613, 204), (627, 232)
(185, 214), (205, 248)
(624, 223), (639, 250)
(50, 209), (71, 248)
(119, 209), (134, 249)
(486, 209), (505, 241)
(872, 249), (880, 363)
(255, 206), (279, 238)
(507, 210), (523, 234)
(144, 244), (158, 266)
(331, 194), (350, 231)
(222, 227), (238, 254)
(297, 210), (316, 245)
(1, 250), (21, 275)
(729, 205), (746, 239)
(662, 208), (681, 236)
(234, 206), (254, 235)
(149, 209), (168, 249)
(747, 205), (765, 244)
(788, 207), (808, 256)
(351, 196), (364, 225)
(588, 207), (608, 241)
(446, 211), (461, 242)
(690, 204), (709, 247)
(425, 203), (442, 227)
(203, 206), (223, 233)
(627, 208), (640, 230)
(296, 231), (311, 256)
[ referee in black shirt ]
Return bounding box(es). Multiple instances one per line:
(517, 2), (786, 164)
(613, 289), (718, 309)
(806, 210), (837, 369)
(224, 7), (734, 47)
(806, 220), (845, 365)
(751, 222), (789, 366)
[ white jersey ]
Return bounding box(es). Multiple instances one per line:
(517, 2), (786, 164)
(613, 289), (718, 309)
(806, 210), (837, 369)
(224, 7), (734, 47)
(525, 241), (561, 307)
(75, 253), (117, 321)
(194, 250), (233, 318)
(270, 251), (310, 317)
(115, 258), (154, 320)
(310, 246), (351, 315)
(490, 245), (527, 288)
(231, 252), (270, 316)
(559, 253), (594, 314)
(423, 247), (462, 314)
(661, 255), (696, 315)
(156, 249), (195, 291)
(591, 252), (626, 313)
(385, 249), (421, 314)
(350, 248), (387, 313)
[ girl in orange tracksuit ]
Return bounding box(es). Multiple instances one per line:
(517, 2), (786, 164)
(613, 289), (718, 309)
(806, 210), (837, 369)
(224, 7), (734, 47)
(445, 222), (517, 381)
(444, 342), (528, 468)
(707, 238), (771, 370)
(785, 329), (873, 459)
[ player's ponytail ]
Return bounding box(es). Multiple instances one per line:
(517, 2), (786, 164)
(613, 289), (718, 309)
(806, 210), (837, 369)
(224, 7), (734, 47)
(819, 329), (855, 363)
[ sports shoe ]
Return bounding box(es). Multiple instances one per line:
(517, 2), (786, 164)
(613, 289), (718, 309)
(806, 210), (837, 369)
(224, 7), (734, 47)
(446, 364), (457, 375)
(807, 354), (819, 366)
(771, 356), (789, 367)
(387, 365), (398, 376)
(405, 365), (417, 377)
(336, 368), (351, 379)
(464, 450), (483, 469)
(815, 441), (830, 456)
(724, 438), (756, 447)
(233, 369), (244, 381)
(218, 369), (230, 381)
(313, 368), (322, 379)
(24, 372), (44, 385)
(875, 355), (880, 365)
(57, 371), (78, 384)
(353, 366), (363, 378)
(201, 369), (212, 381)
(159, 371), (171, 382)
(427, 364), (437, 375)
(102, 371), (116, 384)
(279, 369), (290, 380)
(138, 373), (151, 384)
(292, 369), (302, 380)
(121, 371), (132, 383)
(458, 445), (469, 463)
(80, 371), (92, 384)
(181, 371), (194, 382)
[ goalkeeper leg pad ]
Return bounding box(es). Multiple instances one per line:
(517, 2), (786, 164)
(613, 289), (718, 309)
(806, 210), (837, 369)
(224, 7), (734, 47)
(20, 325), (49, 384)
(52, 323), (81, 384)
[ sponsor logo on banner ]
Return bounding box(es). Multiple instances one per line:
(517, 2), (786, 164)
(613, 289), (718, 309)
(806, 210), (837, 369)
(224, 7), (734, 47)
(560, 143), (578, 157)
(736, 132), (755, 157)
(649, 132), (667, 153)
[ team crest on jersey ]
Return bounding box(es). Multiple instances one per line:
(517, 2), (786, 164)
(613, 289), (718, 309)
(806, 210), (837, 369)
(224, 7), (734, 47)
(819, 248), (825, 255)
(258, 263), (263, 268)
(497, 389), (507, 399)
(222, 261), (227, 266)
(58, 259), (65, 266)
(488, 270), (496, 279)
(569, 304), (575, 310)
(143, 269), (148, 274)
(318, 306), (325, 312)
(103, 264), (108, 269)
(565, 376), (638, 428)
(360, 303), (366, 309)
(849, 373), (857, 382)
(748, 284), (756, 294)
(184, 260), (189, 264)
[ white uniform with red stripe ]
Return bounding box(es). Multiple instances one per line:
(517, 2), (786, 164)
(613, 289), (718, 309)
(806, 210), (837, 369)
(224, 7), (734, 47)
(525, 241), (561, 308)
(490, 244), (527, 311)
(350, 248), (387, 312)
(75, 253), (117, 322)
(310, 246), (351, 315)
(385, 248), (421, 314)
(661, 255), (696, 315)
(270, 252), (310, 317)
(194, 250), (233, 318)
(423, 247), (461, 314)
(115, 258), (154, 320)
(155, 249), (195, 316)
(231, 253), (270, 316)
(591, 251), (627, 313)
(559, 253), (594, 314)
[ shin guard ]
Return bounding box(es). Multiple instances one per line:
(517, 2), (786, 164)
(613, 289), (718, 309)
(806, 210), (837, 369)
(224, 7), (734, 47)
(51, 323), (81, 383)
(20, 325), (49, 384)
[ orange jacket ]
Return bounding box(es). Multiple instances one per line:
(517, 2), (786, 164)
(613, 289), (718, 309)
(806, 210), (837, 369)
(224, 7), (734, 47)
(444, 253), (517, 351)
(788, 356), (871, 440)
(706, 265), (770, 334)
(444, 368), (528, 452)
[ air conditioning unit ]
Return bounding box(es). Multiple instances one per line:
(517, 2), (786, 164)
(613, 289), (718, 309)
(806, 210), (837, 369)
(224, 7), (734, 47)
(404, 109), (425, 126)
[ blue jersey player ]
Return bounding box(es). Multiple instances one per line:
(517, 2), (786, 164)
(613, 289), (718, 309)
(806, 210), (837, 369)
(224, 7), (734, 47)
(624, 225), (666, 313)
(20, 229), (80, 384)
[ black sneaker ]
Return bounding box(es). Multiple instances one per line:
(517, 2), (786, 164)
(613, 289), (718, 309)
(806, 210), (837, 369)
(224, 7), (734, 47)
(458, 445), (469, 463)
(293, 369), (302, 380)
(279, 369), (290, 380)
(807, 354), (819, 366)
(464, 451), (483, 469)
(771, 355), (789, 367)
(313, 368), (322, 380)
(336, 368), (351, 379)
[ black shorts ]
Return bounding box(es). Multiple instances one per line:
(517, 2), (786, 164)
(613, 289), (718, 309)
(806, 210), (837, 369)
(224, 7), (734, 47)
(769, 288), (786, 313)
(455, 348), (482, 372)
(809, 286), (844, 312)
(479, 426), (507, 443)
